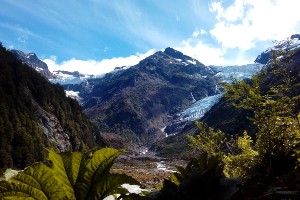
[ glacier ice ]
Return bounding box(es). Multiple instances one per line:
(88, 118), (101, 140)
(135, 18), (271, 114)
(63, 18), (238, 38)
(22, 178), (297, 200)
(180, 94), (222, 121)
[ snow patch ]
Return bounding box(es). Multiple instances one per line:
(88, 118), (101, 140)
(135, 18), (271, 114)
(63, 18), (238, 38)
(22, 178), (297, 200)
(65, 90), (81, 101)
(103, 184), (148, 200)
(121, 184), (147, 194)
(35, 67), (44, 71)
(156, 161), (176, 172)
(165, 133), (176, 138)
(139, 147), (149, 155)
(187, 59), (196, 65)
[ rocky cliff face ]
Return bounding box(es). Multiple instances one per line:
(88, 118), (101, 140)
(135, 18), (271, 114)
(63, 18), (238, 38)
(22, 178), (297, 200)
(32, 98), (72, 152)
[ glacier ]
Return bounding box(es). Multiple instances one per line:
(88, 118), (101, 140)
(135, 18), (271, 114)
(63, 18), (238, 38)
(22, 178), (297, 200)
(180, 94), (222, 121)
(211, 64), (262, 83)
(180, 63), (262, 122)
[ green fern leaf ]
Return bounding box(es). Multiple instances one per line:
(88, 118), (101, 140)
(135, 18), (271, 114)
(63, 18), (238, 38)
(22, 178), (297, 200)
(0, 162), (74, 199)
(49, 149), (83, 187)
(175, 166), (187, 178)
(74, 148), (127, 200)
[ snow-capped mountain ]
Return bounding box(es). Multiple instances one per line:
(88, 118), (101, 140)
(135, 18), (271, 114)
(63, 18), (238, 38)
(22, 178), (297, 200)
(10, 47), (262, 139)
(10, 50), (57, 79)
(10, 49), (97, 84)
(255, 34), (300, 64)
(49, 73), (99, 85)
(66, 47), (221, 144)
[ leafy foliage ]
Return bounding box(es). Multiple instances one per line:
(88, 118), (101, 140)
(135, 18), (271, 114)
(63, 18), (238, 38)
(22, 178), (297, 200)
(189, 38), (300, 180)
(223, 39), (300, 175)
(223, 132), (260, 178)
(188, 122), (260, 179)
(0, 148), (139, 200)
(188, 121), (226, 158)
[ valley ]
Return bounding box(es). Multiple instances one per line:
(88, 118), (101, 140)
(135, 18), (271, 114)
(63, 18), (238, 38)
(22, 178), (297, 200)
(2, 0), (300, 198)
(1, 34), (300, 199)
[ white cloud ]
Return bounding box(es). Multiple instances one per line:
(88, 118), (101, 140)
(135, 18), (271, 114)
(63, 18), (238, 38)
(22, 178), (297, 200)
(209, 0), (300, 50)
(176, 40), (227, 66)
(209, 1), (224, 21)
(44, 49), (155, 75)
(192, 28), (207, 38)
(210, 0), (245, 22)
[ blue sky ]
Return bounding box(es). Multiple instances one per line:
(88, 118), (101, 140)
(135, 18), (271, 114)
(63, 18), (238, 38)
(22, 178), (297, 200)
(1, 0), (300, 75)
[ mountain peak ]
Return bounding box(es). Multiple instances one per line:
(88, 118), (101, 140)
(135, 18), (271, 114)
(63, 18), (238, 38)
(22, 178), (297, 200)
(164, 47), (184, 58)
(10, 49), (57, 79)
(163, 47), (194, 62)
(255, 34), (300, 64)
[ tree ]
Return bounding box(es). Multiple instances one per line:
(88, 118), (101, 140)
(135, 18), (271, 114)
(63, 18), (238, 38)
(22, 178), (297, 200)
(223, 132), (260, 178)
(188, 121), (226, 158)
(223, 38), (300, 172)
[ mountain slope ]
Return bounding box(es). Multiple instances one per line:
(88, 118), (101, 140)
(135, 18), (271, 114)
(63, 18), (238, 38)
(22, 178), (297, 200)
(0, 44), (103, 168)
(70, 48), (221, 145)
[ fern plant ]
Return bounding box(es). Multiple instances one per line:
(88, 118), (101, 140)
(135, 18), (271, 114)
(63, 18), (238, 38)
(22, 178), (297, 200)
(0, 148), (140, 200)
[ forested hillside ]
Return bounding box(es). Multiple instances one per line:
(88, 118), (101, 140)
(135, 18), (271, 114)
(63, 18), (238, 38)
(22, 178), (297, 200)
(0, 44), (103, 168)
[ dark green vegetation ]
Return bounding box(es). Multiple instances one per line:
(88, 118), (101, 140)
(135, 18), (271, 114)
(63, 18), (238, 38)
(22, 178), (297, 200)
(0, 45), (103, 168)
(0, 148), (139, 200)
(67, 48), (220, 146)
